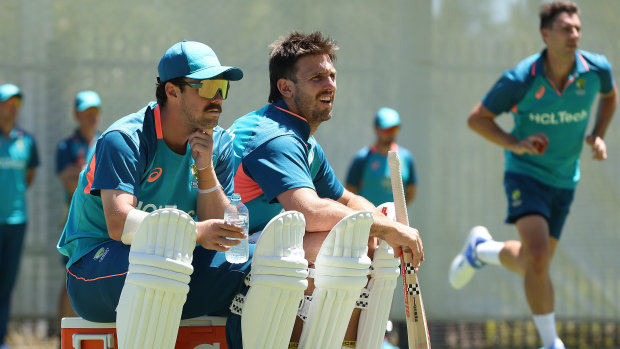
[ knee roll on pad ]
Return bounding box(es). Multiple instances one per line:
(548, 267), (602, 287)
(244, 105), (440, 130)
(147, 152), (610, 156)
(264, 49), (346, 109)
(116, 208), (197, 349)
(299, 211), (373, 349)
(241, 211), (308, 349)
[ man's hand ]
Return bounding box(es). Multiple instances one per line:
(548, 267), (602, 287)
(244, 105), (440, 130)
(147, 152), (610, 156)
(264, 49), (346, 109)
(586, 135), (607, 160)
(374, 215), (424, 267)
(196, 219), (246, 252)
(513, 132), (548, 155)
(189, 130), (214, 171)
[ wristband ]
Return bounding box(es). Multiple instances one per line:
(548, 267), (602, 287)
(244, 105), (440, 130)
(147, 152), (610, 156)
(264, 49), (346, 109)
(198, 184), (221, 194)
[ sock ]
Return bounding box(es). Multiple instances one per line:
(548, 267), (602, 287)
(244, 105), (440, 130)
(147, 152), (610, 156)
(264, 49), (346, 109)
(533, 312), (560, 349)
(475, 240), (503, 265)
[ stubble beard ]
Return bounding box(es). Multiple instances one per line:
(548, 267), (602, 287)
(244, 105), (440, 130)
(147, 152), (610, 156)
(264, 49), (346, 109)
(182, 100), (221, 131)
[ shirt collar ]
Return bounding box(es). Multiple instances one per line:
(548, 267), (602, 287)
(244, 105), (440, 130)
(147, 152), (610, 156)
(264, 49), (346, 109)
(531, 48), (590, 77)
(270, 99), (311, 141)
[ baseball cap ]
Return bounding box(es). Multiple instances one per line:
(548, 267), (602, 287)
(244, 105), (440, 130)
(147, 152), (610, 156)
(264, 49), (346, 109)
(375, 107), (401, 129)
(75, 90), (101, 112)
(0, 84), (22, 102)
(158, 41), (243, 83)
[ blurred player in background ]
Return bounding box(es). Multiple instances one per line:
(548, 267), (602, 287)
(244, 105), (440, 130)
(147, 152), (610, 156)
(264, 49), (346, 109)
(449, 2), (617, 349)
(54, 90), (102, 333)
(346, 107), (417, 206)
(0, 84), (39, 349)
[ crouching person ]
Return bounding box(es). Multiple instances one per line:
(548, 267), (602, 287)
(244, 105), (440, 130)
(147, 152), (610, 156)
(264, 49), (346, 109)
(57, 40), (252, 348)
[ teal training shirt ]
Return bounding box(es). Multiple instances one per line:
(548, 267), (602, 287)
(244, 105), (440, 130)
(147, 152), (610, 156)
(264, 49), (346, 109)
(228, 100), (344, 233)
(346, 143), (416, 206)
(0, 127), (39, 224)
(482, 49), (614, 189)
(57, 103), (235, 268)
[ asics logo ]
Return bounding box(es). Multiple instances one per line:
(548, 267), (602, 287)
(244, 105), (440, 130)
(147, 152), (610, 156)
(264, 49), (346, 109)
(535, 85), (545, 99)
(147, 168), (163, 182)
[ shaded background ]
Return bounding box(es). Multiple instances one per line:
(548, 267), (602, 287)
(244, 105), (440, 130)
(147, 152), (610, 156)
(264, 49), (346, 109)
(1, 0), (619, 347)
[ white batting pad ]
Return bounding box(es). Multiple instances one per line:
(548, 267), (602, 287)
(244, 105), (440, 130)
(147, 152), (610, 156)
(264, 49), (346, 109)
(241, 211), (308, 349)
(299, 211), (373, 349)
(356, 240), (400, 349)
(116, 208), (197, 349)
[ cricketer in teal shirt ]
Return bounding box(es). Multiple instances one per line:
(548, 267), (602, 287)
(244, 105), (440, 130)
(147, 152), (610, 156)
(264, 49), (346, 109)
(57, 103), (235, 268)
(483, 49), (615, 189)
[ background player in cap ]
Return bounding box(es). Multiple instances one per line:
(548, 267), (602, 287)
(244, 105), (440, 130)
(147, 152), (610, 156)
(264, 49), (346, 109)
(346, 107), (417, 206)
(57, 41), (251, 348)
(448, 2), (617, 349)
(0, 83), (39, 349)
(54, 90), (102, 336)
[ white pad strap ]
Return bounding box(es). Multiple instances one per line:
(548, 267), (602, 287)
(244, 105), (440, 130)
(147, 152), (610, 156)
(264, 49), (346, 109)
(121, 208), (149, 245)
(116, 208), (197, 349)
(299, 211), (373, 349)
(241, 211), (308, 349)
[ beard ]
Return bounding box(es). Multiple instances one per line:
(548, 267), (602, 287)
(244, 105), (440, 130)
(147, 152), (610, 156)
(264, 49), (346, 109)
(182, 100), (221, 130)
(293, 91), (332, 125)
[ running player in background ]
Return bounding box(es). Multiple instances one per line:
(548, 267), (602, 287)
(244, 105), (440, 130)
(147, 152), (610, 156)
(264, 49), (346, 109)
(449, 2), (617, 349)
(345, 107), (417, 206)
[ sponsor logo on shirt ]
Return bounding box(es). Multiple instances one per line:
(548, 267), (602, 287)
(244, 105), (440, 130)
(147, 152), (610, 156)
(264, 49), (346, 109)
(134, 202), (196, 219)
(147, 168), (163, 182)
(528, 109), (587, 125)
(0, 158), (25, 169)
(575, 78), (586, 96)
(535, 85), (545, 99)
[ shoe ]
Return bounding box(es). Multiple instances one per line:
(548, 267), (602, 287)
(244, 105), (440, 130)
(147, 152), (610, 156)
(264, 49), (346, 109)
(539, 346), (566, 349)
(449, 225), (492, 289)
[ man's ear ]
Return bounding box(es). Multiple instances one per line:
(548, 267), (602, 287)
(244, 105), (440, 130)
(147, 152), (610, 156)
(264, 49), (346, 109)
(277, 78), (294, 99)
(540, 28), (549, 45)
(165, 82), (181, 101)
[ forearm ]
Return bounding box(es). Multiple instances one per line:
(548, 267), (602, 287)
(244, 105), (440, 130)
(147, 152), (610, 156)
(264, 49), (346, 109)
(591, 88), (618, 139)
(468, 115), (519, 151)
(101, 189), (138, 241)
(195, 167), (229, 220)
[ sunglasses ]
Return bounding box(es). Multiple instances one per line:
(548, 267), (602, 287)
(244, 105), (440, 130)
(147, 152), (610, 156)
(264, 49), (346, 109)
(178, 79), (230, 100)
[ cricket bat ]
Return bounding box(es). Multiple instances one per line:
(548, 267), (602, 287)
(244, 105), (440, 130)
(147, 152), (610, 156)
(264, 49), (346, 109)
(387, 150), (431, 349)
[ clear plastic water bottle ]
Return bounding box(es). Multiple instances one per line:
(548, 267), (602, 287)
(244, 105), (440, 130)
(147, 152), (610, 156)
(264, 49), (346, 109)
(224, 193), (249, 263)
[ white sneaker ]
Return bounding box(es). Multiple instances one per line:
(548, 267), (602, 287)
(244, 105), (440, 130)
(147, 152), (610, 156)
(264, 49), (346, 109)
(449, 225), (492, 289)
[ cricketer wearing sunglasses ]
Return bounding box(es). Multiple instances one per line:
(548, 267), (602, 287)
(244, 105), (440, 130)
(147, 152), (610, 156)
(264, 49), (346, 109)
(227, 31), (424, 348)
(57, 41), (254, 348)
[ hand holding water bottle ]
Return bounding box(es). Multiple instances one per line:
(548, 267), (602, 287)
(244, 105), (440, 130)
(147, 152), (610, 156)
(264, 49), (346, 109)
(224, 193), (250, 263)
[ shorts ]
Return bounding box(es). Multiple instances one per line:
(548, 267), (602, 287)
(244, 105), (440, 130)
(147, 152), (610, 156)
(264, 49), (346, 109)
(67, 240), (253, 349)
(503, 172), (575, 240)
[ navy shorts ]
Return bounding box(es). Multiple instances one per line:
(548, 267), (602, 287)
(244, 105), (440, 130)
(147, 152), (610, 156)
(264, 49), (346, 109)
(67, 240), (253, 349)
(503, 172), (575, 240)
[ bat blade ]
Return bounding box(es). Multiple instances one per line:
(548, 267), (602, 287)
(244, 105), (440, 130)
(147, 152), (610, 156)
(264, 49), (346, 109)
(388, 150), (431, 349)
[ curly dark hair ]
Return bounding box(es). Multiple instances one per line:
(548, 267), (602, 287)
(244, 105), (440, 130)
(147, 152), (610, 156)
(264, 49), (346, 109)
(267, 31), (339, 103)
